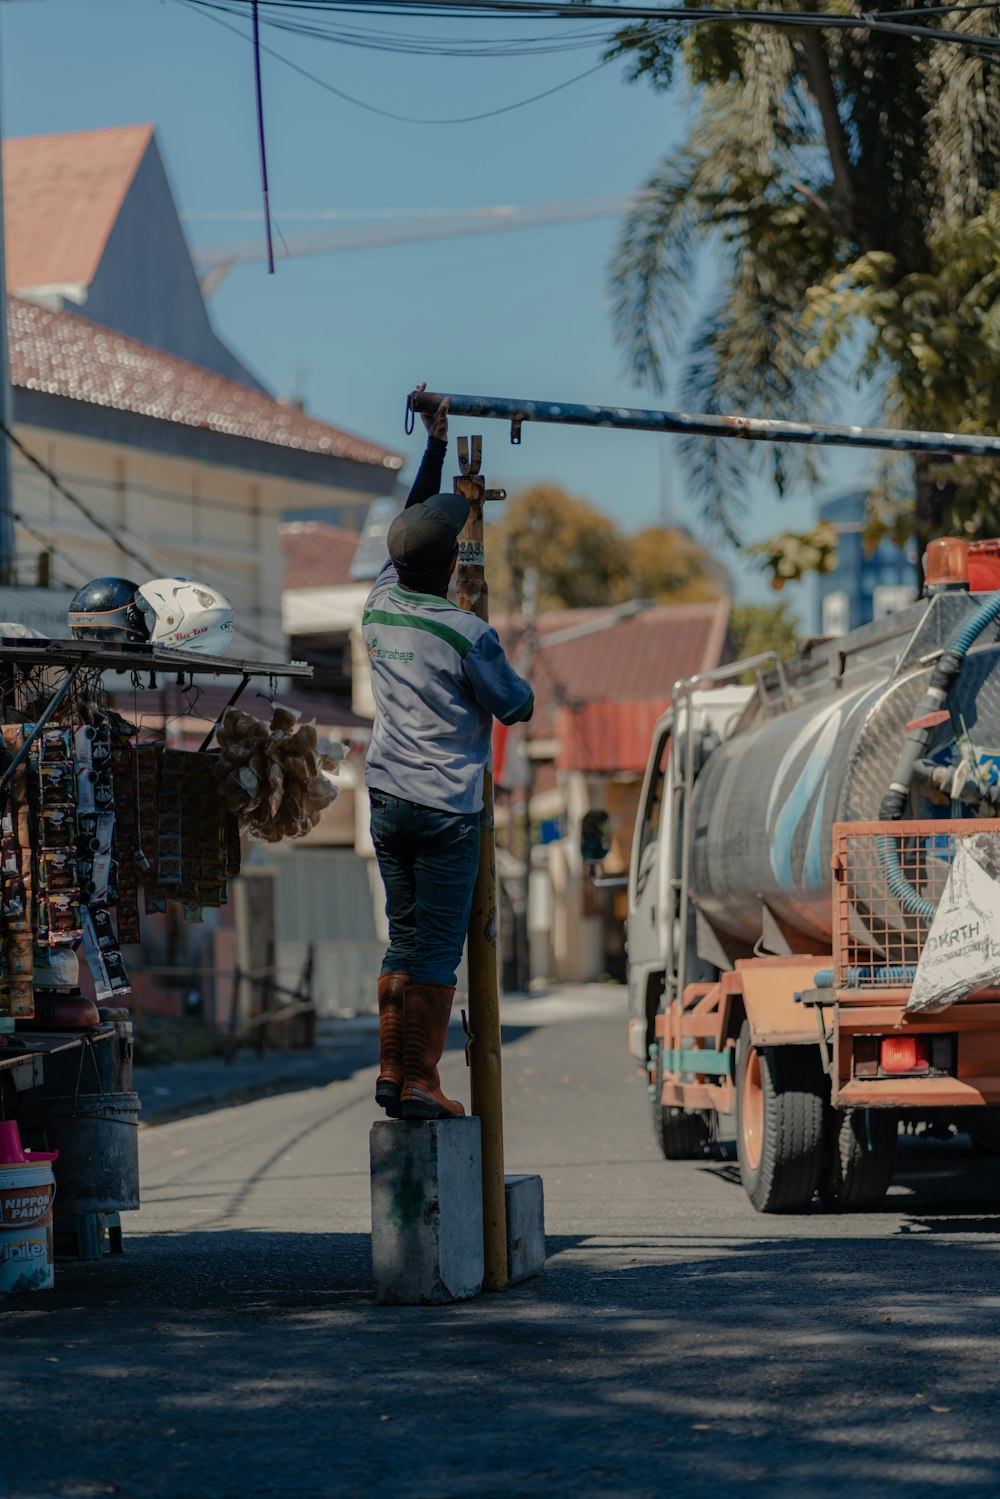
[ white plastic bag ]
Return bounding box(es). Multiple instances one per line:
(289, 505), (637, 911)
(907, 833), (1000, 1014)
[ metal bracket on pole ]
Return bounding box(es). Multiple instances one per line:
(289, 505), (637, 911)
(457, 434), (483, 477)
(198, 673), (252, 753)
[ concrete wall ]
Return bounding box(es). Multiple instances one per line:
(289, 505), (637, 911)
(10, 422), (386, 658)
(266, 845), (386, 1014)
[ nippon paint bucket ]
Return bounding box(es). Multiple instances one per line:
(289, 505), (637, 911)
(0, 1159), (57, 1293)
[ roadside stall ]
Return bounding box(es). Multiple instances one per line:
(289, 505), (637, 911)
(0, 630), (334, 1290)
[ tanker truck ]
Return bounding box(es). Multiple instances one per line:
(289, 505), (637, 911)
(597, 540), (1000, 1213)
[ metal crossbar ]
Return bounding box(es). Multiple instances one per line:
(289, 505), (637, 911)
(409, 389), (1000, 459)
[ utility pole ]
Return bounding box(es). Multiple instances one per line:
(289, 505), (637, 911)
(453, 434), (508, 1293)
(0, 11), (17, 584)
(515, 568), (537, 993)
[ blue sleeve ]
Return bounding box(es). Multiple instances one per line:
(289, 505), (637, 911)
(367, 436), (447, 597)
(405, 436), (447, 510)
(463, 629), (534, 725)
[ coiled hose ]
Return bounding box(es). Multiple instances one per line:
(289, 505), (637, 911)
(877, 589), (1000, 914)
(814, 965), (916, 988)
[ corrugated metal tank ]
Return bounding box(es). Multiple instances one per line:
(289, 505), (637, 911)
(688, 636), (1000, 946)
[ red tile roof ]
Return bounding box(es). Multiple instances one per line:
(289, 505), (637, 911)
(9, 297), (403, 471)
(491, 600), (732, 784)
(4, 125), (153, 293)
(496, 600), (732, 734)
(281, 521), (362, 590)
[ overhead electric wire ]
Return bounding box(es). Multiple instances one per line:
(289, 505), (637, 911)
(182, 0), (1000, 62)
(179, 0), (613, 122)
(1, 423), (156, 575)
(2, 433), (287, 654)
(188, 0), (609, 51)
(175, 0), (1000, 145)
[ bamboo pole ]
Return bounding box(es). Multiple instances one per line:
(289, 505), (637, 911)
(454, 436), (508, 1294)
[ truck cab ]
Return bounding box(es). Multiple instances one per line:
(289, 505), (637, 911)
(626, 685), (753, 1070)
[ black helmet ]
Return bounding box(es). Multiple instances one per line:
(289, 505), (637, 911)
(67, 578), (149, 643)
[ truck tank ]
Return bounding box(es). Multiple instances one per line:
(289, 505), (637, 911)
(689, 593), (1000, 947)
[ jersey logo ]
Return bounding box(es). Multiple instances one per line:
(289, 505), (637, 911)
(366, 634), (415, 666)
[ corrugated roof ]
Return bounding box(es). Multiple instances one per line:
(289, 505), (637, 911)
(490, 600), (731, 783)
(496, 600), (731, 732)
(4, 125), (153, 293)
(9, 297), (403, 470)
(281, 521), (363, 591)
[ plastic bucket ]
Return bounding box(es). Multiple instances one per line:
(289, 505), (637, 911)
(0, 1161), (56, 1292)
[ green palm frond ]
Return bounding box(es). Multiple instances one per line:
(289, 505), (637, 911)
(608, 151), (710, 392)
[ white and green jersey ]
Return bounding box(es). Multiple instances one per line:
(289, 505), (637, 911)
(363, 559), (533, 813)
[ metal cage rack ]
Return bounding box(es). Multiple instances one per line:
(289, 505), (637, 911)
(832, 818), (1000, 989)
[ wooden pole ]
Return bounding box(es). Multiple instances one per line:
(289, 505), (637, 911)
(454, 435), (508, 1293)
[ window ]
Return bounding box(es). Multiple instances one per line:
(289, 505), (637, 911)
(637, 730), (671, 871)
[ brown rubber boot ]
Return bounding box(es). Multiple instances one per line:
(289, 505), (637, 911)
(375, 971), (409, 1118)
(400, 982), (465, 1120)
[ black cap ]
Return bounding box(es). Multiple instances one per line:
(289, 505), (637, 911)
(387, 494), (470, 574)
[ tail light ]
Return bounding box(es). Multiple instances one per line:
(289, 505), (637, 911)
(880, 1036), (932, 1074)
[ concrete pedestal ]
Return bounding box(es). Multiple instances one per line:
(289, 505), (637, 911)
(505, 1174), (545, 1284)
(370, 1118), (484, 1305)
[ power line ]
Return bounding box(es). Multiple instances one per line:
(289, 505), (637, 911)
(177, 0), (1000, 149)
(2, 427), (289, 654)
(178, 0), (613, 122)
(1, 423), (156, 575)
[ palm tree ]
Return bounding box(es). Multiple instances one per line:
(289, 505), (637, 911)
(607, 3), (1000, 565)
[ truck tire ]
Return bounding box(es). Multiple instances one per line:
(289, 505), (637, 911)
(652, 1102), (710, 1160)
(735, 1020), (825, 1213)
(819, 1109), (897, 1211)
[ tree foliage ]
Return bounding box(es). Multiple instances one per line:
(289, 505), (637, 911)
(604, 3), (1000, 568)
(488, 484), (726, 610)
(729, 600), (801, 663)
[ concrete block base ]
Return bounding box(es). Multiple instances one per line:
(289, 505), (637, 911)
(370, 1118), (483, 1305)
(505, 1173), (545, 1284)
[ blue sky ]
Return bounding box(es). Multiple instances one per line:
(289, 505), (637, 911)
(2, 0), (873, 617)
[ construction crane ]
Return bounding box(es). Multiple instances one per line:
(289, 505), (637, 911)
(191, 194), (634, 295)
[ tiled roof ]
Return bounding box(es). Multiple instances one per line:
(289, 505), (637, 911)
(4, 125), (153, 293)
(9, 297), (403, 471)
(281, 521), (362, 591)
(495, 600), (732, 734)
(494, 600), (731, 784)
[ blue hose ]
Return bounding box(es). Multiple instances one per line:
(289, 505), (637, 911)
(814, 965), (917, 989)
(947, 590), (1000, 658)
(878, 587), (1000, 917)
(877, 835), (937, 919)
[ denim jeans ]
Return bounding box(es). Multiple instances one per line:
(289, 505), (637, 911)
(369, 790), (482, 987)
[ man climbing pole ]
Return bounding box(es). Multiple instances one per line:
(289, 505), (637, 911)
(364, 384), (534, 1121)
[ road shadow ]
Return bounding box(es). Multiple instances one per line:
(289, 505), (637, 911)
(6, 1219), (1000, 1497)
(698, 1129), (1000, 1225)
(138, 1020), (538, 1126)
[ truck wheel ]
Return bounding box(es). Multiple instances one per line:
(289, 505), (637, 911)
(819, 1109), (897, 1211)
(735, 1020), (825, 1213)
(652, 1101), (710, 1160)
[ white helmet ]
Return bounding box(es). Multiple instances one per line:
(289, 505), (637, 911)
(135, 577), (235, 655)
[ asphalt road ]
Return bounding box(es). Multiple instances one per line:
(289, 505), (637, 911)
(6, 985), (1000, 1499)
